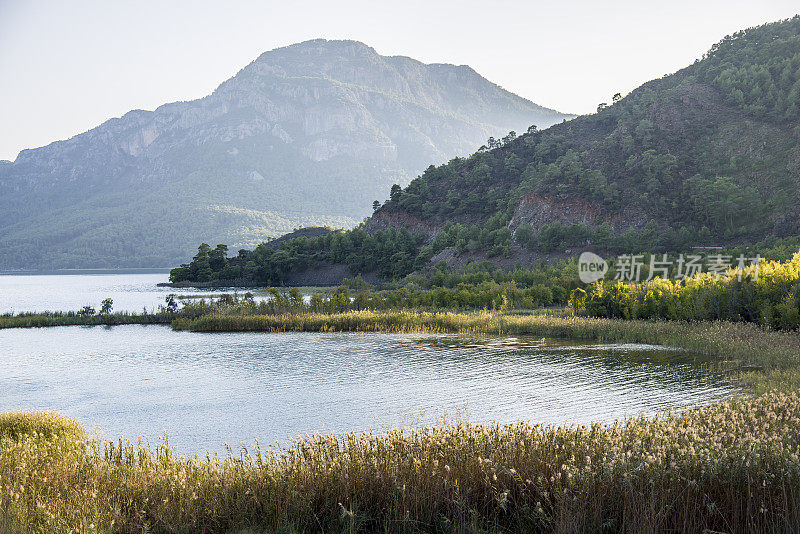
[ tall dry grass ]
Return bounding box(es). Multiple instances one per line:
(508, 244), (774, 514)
(2, 393), (800, 532)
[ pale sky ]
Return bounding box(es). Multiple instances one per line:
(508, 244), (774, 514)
(1, 0), (798, 161)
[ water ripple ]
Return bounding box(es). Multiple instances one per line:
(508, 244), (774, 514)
(0, 327), (735, 454)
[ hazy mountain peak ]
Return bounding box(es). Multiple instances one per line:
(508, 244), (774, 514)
(0, 40), (572, 269)
(260, 38), (379, 57)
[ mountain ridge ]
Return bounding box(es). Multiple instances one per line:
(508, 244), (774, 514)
(0, 39), (572, 269)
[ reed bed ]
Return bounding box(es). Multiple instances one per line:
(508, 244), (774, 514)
(2, 393), (800, 533)
(176, 310), (800, 373)
(0, 312), (171, 329)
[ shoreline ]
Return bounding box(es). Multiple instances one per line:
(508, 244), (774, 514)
(0, 312), (172, 329)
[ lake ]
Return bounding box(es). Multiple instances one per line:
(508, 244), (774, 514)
(0, 270), (262, 314)
(0, 325), (734, 454)
(0, 272), (735, 454)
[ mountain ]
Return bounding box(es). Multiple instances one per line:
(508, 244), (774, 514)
(0, 39), (571, 269)
(369, 16), (800, 250)
(168, 16), (800, 286)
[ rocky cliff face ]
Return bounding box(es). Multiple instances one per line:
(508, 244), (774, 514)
(508, 195), (648, 233)
(365, 210), (440, 237)
(0, 39), (572, 269)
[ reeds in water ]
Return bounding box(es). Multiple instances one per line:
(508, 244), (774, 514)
(176, 310), (800, 377)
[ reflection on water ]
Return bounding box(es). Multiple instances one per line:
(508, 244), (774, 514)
(0, 326), (735, 454)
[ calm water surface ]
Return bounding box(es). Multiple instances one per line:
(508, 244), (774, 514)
(0, 271), (264, 313)
(0, 325), (734, 454)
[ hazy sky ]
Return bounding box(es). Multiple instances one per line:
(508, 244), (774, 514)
(1, 0), (798, 161)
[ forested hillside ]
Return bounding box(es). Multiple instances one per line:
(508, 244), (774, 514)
(0, 40), (569, 269)
(172, 17), (800, 286)
(377, 15), (800, 241)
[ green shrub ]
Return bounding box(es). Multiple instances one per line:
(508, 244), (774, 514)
(575, 250), (800, 329)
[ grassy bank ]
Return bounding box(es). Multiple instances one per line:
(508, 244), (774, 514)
(3, 393), (800, 532)
(0, 312), (172, 329)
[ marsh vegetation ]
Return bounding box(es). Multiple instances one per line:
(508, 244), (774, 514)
(3, 390), (800, 532)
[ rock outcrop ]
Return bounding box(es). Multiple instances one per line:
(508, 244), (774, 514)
(508, 195), (648, 233)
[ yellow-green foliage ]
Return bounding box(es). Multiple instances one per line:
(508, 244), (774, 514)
(2, 393), (800, 532)
(0, 411), (85, 443)
(574, 250), (800, 329)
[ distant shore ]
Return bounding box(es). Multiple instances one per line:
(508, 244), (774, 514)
(0, 268), (171, 276)
(158, 278), (263, 289)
